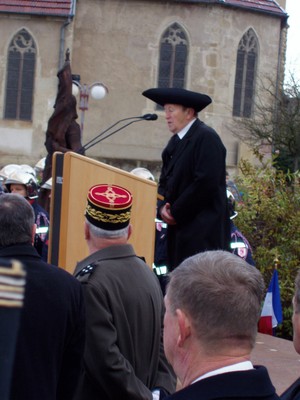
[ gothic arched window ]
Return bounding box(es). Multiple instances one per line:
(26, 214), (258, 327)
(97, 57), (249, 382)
(158, 23), (188, 90)
(233, 28), (258, 118)
(4, 29), (36, 121)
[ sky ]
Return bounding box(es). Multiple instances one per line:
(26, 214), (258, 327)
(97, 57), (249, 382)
(285, 0), (300, 82)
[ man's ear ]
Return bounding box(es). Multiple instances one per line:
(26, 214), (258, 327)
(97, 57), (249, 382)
(186, 107), (195, 118)
(32, 224), (37, 245)
(176, 309), (191, 347)
(84, 221), (90, 240)
(127, 224), (132, 240)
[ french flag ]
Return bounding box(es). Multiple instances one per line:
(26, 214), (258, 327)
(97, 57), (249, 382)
(258, 269), (283, 335)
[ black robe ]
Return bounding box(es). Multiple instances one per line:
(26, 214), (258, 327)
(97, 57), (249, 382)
(158, 119), (230, 270)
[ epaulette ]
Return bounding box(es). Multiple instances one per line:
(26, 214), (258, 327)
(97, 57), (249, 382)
(75, 264), (96, 279)
(0, 258), (26, 307)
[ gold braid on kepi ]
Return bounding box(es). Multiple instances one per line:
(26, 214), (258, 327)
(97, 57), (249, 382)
(86, 205), (131, 225)
(85, 184), (132, 230)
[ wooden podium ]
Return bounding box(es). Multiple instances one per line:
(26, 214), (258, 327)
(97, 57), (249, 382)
(48, 152), (157, 274)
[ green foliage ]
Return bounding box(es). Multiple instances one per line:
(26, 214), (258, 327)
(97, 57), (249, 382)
(234, 155), (300, 339)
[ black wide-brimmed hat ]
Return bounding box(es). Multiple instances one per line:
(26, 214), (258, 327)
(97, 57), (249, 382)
(85, 184), (132, 230)
(142, 88), (212, 112)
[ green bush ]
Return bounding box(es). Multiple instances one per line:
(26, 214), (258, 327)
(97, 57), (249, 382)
(234, 156), (300, 339)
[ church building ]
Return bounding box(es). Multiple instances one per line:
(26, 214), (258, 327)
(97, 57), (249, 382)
(0, 0), (288, 175)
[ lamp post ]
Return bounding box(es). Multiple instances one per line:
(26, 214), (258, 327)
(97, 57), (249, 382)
(72, 79), (108, 136)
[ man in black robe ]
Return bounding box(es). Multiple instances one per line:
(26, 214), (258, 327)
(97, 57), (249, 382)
(143, 87), (231, 270)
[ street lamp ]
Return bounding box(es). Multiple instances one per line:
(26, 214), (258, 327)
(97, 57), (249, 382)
(72, 77), (108, 136)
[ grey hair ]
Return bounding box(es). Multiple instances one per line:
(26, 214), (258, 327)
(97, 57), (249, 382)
(85, 218), (129, 239)
(166, 250), (265, 349)
(0, 193), (35, 247)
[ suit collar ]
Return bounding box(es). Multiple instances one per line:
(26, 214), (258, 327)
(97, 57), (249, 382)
(74, 243), (135, 275)
(167, 366), (277, 400)
(193, 360), (253, 383)
(163, 119), (199, 176)
(0, 243), (40, 260)
(177, 118), (197, 139)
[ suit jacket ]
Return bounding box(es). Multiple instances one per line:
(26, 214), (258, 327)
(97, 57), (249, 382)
(280, 377), (300, 400)
(73, 244), (176, 400)
(0, 244), (85, 400)
(158, 119), (230, 269)
(0, 258), (26, 400)
(164, 366), (279, 400)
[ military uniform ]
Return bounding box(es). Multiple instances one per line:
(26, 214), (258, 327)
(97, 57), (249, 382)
(74, 244), (175, 400)
(74, 183), (176, 400)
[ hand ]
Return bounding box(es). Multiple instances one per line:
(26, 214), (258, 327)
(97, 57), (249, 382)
(161, 203), (176, 225)
(52, 140), (66, 152)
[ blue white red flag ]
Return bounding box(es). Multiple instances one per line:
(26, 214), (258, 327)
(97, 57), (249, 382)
(258, 269), (283, 335)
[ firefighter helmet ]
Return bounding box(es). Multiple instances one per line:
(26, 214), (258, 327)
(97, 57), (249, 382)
(5, 170), (39, 199)
(0, 164), (21, 180)
(227, 189), (238, 219)
(34, 157), (46, 172)
(20, 164), (36, 177)
(130, 167), (155, 181)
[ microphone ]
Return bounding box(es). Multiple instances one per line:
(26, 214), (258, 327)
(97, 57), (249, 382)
(78, 114), (158, 152)
(142, 113), (158, 121)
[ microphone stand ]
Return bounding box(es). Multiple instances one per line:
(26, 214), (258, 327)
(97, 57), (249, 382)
(78, 114), (157, 153)
(83, 119), (148, 151)
(81, 116), (145, 151)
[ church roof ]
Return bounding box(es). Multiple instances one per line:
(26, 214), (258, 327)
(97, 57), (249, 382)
(160, 0), (287, 18)
(0, 0), (287, 19)
(219, 0), (286, 17)
(0, 0), (74, 17)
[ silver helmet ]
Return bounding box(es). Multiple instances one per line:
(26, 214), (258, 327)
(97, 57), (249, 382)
(5, 170), (39, 199)
(0, 164), (21, 181)
(130, 167), (155, 181)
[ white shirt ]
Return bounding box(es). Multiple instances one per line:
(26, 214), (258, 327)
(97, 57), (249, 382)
(177, 118), (197, 140)
(192, 360), (254, 384)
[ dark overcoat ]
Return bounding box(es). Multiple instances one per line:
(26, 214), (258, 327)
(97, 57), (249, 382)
(0, 244), (85, 400)
(281, 377), (300, 400)
(164, 366), (279, 400)
(73, 243), (176, 400)
(158, 119), (230, 269)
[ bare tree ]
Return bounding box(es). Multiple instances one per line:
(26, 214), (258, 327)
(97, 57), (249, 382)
(231, 73), (300, 171)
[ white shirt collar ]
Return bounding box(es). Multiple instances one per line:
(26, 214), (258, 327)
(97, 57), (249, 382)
(177, 118), (196, 139)
(192, 361), (254, 384)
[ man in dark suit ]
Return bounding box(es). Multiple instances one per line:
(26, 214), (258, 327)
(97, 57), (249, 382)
(163, 250), (279, 400)
(0, 258), (26, 400)
(0, 193), (85, 400)
(73, 184), (176, 400)
(143, 88), (230, 270)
